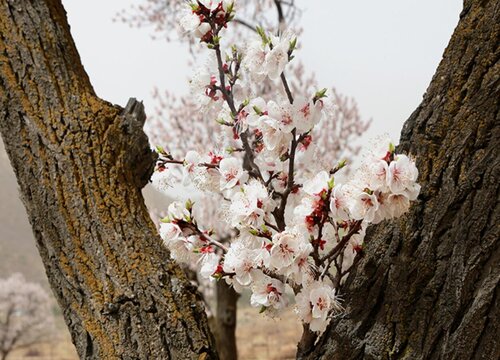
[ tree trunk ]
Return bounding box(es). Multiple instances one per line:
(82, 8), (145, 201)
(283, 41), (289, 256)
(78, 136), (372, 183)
(0, 1), (217, 359)
(215, 281), (238, 360)
(307, 0), (499, 359)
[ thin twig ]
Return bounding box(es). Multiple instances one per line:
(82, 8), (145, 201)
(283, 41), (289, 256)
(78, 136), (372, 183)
(320, 220), (363, 263)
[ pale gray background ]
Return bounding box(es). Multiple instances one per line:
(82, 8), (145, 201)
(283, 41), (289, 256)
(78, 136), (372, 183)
(62, 0), (462, 141)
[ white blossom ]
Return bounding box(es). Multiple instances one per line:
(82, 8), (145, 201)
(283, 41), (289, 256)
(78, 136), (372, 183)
(228, 180), (273, 228)
(295, 96), (322, 133)
(159, 222), (183, 245)
(303, 171), (330, 196)
(199, 252), (221, 280)
(387, 154), (419, 194)
(330, 184), (350, 221)
(151, 169), (173, 192)
(243, 40), (268, 79)
(179, 11), (201, 33)
(269, 230), (302, 270)
(259, 115), (292, 151)
(264, 43), (288, 80)
(250, 273), (287, 310)
(219, 157), (247, 190)
(295, 281), (341, 333)
(267, 100), (296, 134)
(348, 190), (379, 222)
(224, 241), (259, 286)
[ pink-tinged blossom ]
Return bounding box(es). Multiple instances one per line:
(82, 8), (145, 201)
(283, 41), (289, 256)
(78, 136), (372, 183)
(330, 184), (350, 221)
(348, 190), (379, 222)
(387, 193), (411, 218)
(387, 154), (420, 197)
(182, 150), (203, 185)
(159, 222), (183, 244)
(270, 230), (302, 270)
(258, 115), (288, 151)
(219, 157), (248, 190)
(365, 159), (390, 192)
(264, 32), (295, 80)
(189, 57), (223, 110)
(223, 241), (262, 286)
(267, 100), (296, 134)
(302, 171), (330, 196)
(170, 236), (199, 263)
(264, 42), (288, 80)
(243, 40), (268, 80)
(282, 239), (314, 285)
(250, 273), (287, 310)
(295, 96), (322, 133)
(228, 180), (273, 229)
(255, 151), (287, 173)
(295, 281), (341, 333)
(243, 31), (296, 81)
(199, 252), (221, 280)
(295, 141), (316, 165)
(160, 223), (199, 263)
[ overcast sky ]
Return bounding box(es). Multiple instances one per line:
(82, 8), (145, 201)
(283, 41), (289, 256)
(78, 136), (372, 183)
(62, 0), (462, 142)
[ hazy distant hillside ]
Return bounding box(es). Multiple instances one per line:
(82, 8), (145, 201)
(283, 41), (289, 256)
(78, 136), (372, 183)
(0, 139), (48, 284)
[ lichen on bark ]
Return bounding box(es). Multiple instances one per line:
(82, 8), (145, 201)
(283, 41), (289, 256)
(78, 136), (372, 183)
(307, 0), (499, 358)
(0, 0), (218, 358)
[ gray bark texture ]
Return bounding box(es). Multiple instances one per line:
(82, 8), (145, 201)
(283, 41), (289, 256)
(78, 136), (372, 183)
(0, 0), (218, 359)
(1, 0), (499, 359)
(307, 0), (499, 359)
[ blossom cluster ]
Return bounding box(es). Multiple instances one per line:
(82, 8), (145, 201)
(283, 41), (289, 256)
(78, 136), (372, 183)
(179, 0), (235, 43)
(146, 1), (370, 247)
(152, 0), (420, 334)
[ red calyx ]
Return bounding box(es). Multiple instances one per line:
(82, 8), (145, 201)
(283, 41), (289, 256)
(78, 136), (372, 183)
(200, 245), (214, 254)
(209, 151), (223, 165)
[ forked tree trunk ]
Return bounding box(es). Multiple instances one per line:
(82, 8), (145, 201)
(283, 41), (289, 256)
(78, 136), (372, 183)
(307, 0), (499, 359)
(0, 1), (217, 359)
(1, 0), (499, 359)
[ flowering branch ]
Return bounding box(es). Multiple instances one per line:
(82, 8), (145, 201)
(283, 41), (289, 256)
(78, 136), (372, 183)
(149, 1), (421, 354)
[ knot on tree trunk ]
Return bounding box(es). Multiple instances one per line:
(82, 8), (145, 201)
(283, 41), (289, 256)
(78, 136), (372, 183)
(106, 98), (157, 189)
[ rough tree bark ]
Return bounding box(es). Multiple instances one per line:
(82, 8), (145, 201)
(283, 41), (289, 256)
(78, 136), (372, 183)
(0, 1), (218, 359)
(1, 0), (498, 359)
(307, 0), (499, 359)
